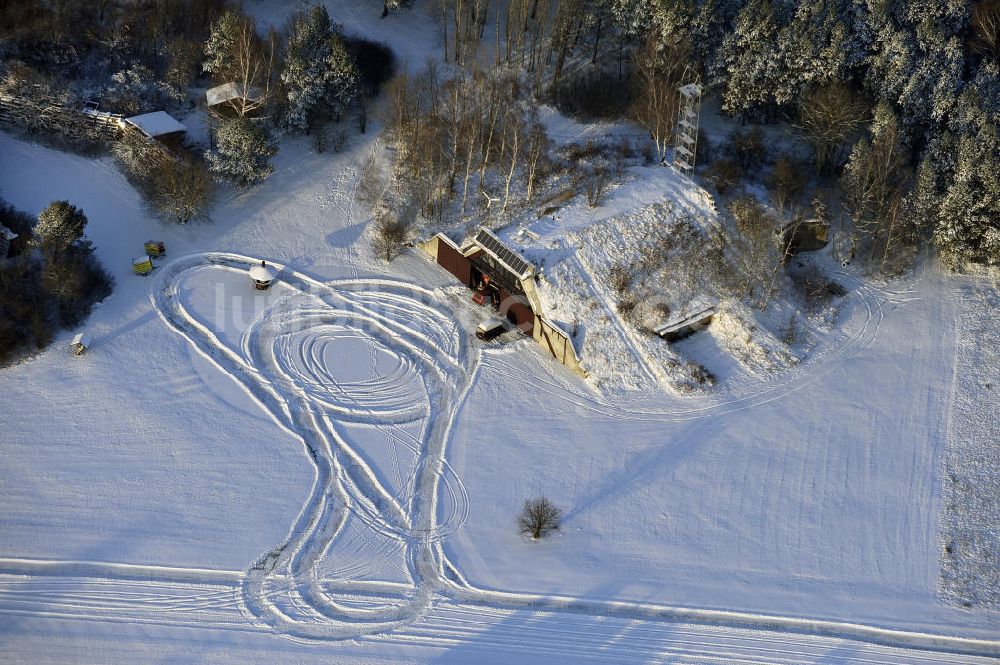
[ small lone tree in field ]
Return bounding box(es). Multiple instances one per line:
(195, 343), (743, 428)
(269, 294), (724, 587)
(518, 497), (562, 540)
(370, 211), (407, 262)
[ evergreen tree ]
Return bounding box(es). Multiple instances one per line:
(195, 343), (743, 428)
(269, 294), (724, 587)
(33, 201), (89, 253)
(716, 0), (783, 115)
(281, 6), (359, 132)
(203, 10), (243, 82)
(205, 116), (277, 187)
(935, 128), (1000, 267)
(906, 153), (942, 237)
(865, 0), (968, 132)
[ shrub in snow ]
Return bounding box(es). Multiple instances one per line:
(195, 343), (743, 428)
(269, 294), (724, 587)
(104, 64), (163, 116)
(705, 158), (743, 194)
(370, 209), (408, 262)
(518, 497), (562, 540)
(205, 116), (276, 187)
(281, 6), (358, 133)
(149, 154), (215, 224)
(726, 127), (765, 169)
(112, 130), (160, 182)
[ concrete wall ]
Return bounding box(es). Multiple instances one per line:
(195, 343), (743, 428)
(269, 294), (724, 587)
(533, 316), (586, 377)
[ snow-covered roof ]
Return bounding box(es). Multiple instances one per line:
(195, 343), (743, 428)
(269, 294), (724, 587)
(654, 298), (718, 337)
(133, 256), (151, 264)
(0, 226), (17, 241)
(249, 261), (278, 282)
(71, 332), (91, 347)
(469, 227), (535, 281)
(124, 111), (186, 138)
(206, 82), (261, 108)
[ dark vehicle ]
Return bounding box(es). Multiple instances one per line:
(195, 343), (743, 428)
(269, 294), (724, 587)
(476, 317), (507, 341)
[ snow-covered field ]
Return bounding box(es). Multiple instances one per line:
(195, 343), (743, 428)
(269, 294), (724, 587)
(2, 124), (999, 662)
(1, 2), (999, 662)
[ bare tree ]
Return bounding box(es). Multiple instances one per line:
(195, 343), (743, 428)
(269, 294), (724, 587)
(767, 156), (807, 215)
(631, 35), (690, 163)
(370, 210), (408, 262)
(971, 0), (1000, 60)
(518, 496), (562, 539)
(841, 104), (912, 270)
(796, 82), (868, 174)
(229, 20), (275, 117)
(149, 154), (215, 224)
(727, 197), (785, 308)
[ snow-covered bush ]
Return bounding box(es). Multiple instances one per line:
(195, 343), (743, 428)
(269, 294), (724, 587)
(148, 154), (215, 224)
(205, 116), (276, 187)
(104, 64), (163, 116)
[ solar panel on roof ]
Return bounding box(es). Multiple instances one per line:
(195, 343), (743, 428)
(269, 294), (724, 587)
(475, 228), (532, 278)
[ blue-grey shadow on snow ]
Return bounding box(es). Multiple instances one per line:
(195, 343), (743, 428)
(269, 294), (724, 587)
(561, 415), (725, 526)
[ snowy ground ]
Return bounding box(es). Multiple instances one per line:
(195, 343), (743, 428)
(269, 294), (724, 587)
(1, 1), (999, 661)
(2, 124), (999, 662)
(939, 273), (1000, 610)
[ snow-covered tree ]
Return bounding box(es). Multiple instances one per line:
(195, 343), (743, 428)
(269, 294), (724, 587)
(34, 201), (89, 252)
(203, 10), (243, 82)
(935, 128), (1000, 267)
(205, 116), (277, 187)
(149, 155), (215, 224)
(203, 9), (274, 116)
(282, 6), (359, 132)
(864, 0), (968, 133)
(611, 0), (693, 46)
(842, 102), (913, 268)
(381, 0), (412, 17)
(716, 0), (784, 115)
(105, 64), (161, 116)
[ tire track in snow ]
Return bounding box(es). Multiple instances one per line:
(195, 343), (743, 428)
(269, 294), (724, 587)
(6, 255), (997, 660)
(152, 252), (476, 638)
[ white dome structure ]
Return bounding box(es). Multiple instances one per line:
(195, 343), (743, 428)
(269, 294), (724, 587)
(249, 260), (278, 290)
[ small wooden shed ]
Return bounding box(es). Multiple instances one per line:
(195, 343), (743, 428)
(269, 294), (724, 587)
(71, 332), (91, 355)
(133, 255), (153, 276)
(206, 82), (263, 118)
(249, 260), (278, 290)
(123, 111), (187, 150)
(144, 240), (166, 257)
